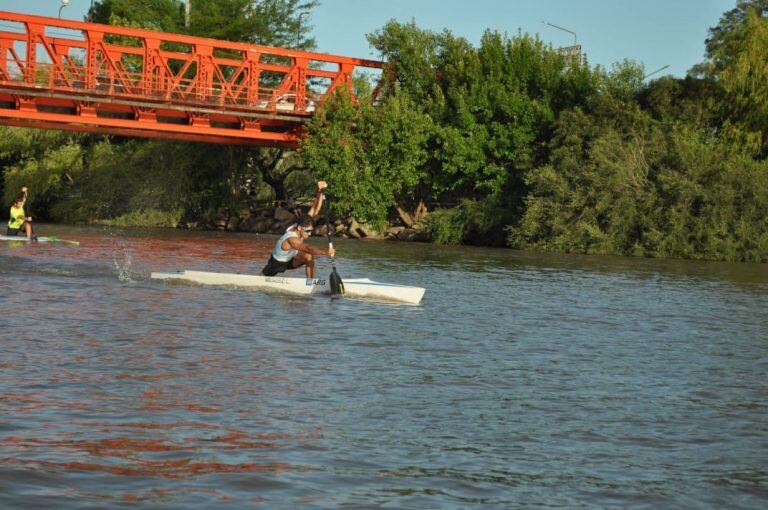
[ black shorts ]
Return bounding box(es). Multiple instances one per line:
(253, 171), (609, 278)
(260, 255), (297, 276)
(5, 226), (22, 236)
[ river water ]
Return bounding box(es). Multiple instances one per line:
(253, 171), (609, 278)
(1, 225), (766, 509)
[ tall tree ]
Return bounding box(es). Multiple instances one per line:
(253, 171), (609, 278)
(89, 0), (184, 32)
(301, 90), (433, 228)
(710, 7), (768, 155)
(705, 0), (768, 58)
(90, 0), (318, 47)
(188, 0), (318, 48)
(691, 0), (768, 156)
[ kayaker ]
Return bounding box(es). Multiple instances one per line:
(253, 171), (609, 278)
(7, 193), (34, 239)
(260, 180), (335, 278)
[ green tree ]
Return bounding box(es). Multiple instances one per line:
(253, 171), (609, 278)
(654, 127), (768, 261)
(691, 1), (768, 156)
(90, 0), (318, 47)
(367, 20), (440, 105)
(508, 106), (768, 262)
(0, 128), (86, 218)
(189, 0), (318, 48)
(510, 86), (680, 257)
(317, 21), (608, 242)
(429, 31), (556, 200)
(301, 90), (433, 229)
(710, 8), (768, 154)
(638, 75), (721, 129)
(89, 0), (184, 32)
(705, 0), (768, 58)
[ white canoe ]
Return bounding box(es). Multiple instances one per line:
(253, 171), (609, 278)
(0, 235), (79, 246)
(150, 270), (426, 305)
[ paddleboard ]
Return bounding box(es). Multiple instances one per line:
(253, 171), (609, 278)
(0, 235), (79, 246)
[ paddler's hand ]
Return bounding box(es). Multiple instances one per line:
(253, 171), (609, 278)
(21, 187), (28, 193)
(327, 247), (335, 257)
(317, 180), (327, 191)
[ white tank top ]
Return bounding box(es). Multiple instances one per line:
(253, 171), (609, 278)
(272, 228), (299, 262)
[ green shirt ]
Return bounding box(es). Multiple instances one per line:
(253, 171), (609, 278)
(8, 205), (25, 229)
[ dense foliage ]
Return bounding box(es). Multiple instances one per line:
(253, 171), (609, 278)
(1, 1), (766, 262)
(301, 2), (768, 261)
(302, 89), (433, 230)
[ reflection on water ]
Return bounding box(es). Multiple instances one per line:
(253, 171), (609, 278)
(1, 225), (767, 509)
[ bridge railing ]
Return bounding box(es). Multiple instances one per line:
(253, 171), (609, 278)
(3, 57), (321, 114)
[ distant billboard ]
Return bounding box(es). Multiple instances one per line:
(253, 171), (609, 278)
(556, 45), (582, 62)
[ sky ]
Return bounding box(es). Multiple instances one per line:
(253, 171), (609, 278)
(0, 0), (736, 77)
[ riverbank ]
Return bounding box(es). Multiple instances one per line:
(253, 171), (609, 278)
(183, 204), (432, 243)
(86, 198), (767, 264)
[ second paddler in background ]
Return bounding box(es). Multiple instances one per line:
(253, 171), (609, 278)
(7, 189), (34, 239)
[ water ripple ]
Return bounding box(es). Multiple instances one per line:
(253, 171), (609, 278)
(1, 225), (767, 508)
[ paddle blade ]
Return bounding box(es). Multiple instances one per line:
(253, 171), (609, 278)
(50, 237), (80, 246)
(329, 268), (345, 297)
(45, 236), (80, 246)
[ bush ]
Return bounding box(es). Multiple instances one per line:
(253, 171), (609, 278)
(426, 199), (509, 245)
(94, 209), (183, 228)
(508, 109), (768, 262)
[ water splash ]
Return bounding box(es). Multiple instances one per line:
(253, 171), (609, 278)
(110, 231), (134, 282)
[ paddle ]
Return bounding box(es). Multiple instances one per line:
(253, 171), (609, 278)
(21, 187), (38, 242)
(323, 193), (344, 297)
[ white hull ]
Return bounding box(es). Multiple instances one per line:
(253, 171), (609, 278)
(150, 270), (425, 304)
(0, 235), (79, 246)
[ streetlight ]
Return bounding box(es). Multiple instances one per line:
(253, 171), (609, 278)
(542, 20), (577, 46)
(643, 65), (670, 80)
(297, 12), (308, 49)
(58, 0), (69, 19)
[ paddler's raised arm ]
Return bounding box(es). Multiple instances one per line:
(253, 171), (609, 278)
(307, 180), (327, 218)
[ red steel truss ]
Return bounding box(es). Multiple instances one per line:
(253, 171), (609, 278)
(0, 10), (383, 147)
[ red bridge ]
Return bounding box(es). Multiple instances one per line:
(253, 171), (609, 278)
(0, 10), (383, 147)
